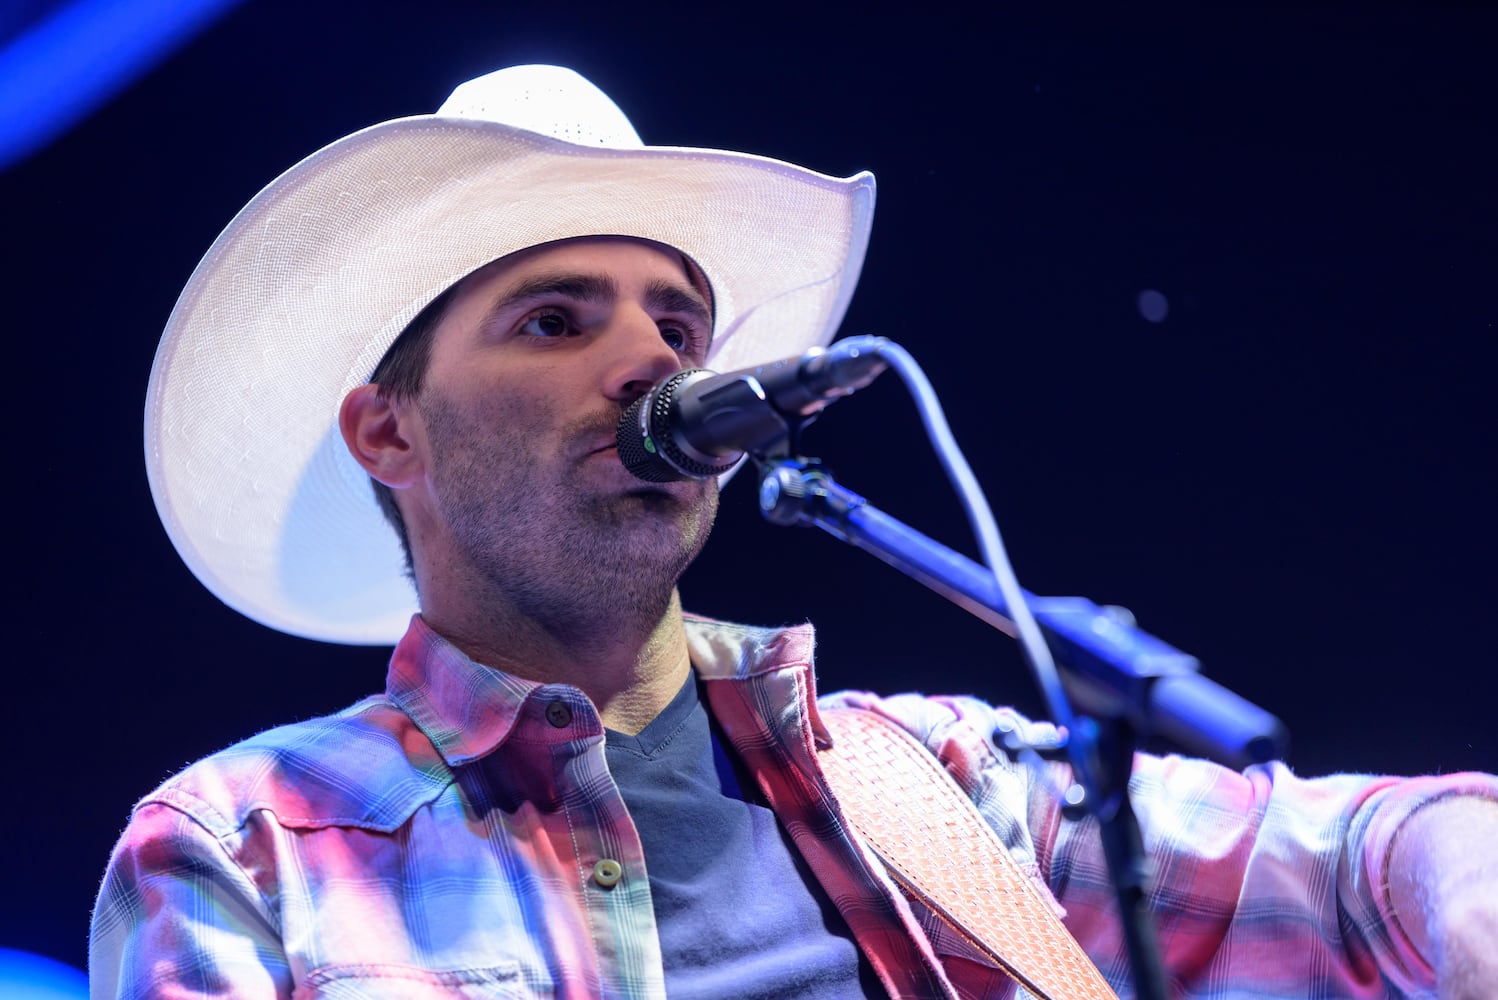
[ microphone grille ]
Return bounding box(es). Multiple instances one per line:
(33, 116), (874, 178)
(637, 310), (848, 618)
(616, 370), (740, 482)
(617, 391), (684, 483)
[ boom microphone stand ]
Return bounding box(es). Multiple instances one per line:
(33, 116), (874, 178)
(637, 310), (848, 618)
(756, 457), (1286, 1000)
(619, 336), (1290, 1000)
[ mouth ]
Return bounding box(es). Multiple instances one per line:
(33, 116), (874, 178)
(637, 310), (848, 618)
(578, 436), (691, 496)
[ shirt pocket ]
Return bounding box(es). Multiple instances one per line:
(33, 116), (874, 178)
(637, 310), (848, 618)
(293, 962), (544, 999)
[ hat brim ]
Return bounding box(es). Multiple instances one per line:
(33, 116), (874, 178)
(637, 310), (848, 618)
(145, 115), (874, 644)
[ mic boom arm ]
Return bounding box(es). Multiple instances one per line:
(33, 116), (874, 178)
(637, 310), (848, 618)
(758, 459), (1288, 770)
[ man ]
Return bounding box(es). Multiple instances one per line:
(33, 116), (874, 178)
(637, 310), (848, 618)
(94, 65), (1498, 998)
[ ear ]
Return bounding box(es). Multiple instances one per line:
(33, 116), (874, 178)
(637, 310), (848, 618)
(338, 384), (424, 488)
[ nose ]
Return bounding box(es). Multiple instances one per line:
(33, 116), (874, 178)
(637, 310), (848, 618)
(600, 305), (688, 404)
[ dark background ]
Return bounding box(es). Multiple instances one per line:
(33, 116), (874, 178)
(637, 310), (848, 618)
(4, 1), (1495, 976)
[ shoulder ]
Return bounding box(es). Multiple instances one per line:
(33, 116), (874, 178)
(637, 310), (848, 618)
(817, 689), (1061, 767)
(815, 688), (1058, 817)
(138, 696), (455, 838)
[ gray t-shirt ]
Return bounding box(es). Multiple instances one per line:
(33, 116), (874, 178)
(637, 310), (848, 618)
(605, 676), (887, 999)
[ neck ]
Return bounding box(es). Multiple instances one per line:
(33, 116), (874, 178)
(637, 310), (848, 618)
(420, 586), (692, 736)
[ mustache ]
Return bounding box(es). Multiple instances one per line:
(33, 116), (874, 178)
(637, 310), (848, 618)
(567, 407), (629, 452)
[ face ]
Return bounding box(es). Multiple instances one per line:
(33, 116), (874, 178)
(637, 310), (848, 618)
(402, 237), (720, 629)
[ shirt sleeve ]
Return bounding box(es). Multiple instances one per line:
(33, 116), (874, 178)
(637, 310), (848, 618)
(819, 688), (1498, 999)
(90, 799), (293, 1000)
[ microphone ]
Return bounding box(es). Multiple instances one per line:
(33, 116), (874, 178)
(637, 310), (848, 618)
(616, 335), (890, 482)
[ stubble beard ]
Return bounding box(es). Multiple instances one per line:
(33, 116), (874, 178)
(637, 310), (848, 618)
(422, 395), (719, 644)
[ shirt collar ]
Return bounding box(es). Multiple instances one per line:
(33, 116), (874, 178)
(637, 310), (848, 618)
(385, 613), (821, 767)
(385, 615), (543, 766)
(683, 614), (816, 681)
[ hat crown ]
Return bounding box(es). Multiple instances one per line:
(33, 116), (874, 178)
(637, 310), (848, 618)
(436, 64), (643, 148)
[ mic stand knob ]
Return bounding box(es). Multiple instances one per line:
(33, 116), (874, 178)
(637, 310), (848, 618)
(757, 458), (832, 527)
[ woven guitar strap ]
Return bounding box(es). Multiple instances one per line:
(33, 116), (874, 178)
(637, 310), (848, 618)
(818, 707), (1117, 1000)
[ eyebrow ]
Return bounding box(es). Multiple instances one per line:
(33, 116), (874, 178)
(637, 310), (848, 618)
(644, 279), (713, 329)
(487, 271), (618, 317)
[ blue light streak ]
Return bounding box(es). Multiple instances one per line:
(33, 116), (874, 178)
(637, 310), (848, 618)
(0, 0), (244, 171)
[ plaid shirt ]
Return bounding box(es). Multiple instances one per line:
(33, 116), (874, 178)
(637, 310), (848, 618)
(92, 615), (1496, 999)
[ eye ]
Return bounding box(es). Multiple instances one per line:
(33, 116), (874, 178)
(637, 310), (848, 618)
(659, 321), (708, 360)
(519, 312), (572, 338)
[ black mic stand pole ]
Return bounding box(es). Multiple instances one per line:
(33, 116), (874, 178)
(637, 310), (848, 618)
(756, 457), (1289, 1000)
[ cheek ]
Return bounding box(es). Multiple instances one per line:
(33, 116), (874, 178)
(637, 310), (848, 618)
(423, 360), (607, 460)
(438, 369), (546, 426)
(478, 389), (584, 469)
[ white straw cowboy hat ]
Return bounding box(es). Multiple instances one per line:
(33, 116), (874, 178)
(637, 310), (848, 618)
(145, 64), (875, 645)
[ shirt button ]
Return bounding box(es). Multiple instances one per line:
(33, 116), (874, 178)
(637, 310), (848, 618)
(545, 700), (572, 728)
(592, 859), (623, 888)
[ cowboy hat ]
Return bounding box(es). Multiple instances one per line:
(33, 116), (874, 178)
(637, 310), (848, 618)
(144, 64), (875, 644)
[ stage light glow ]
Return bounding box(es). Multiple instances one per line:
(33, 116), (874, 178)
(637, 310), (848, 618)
(0, 0), (244, 171)
(1137, 288), (1170, 323)
(0, 948), (87, 1000)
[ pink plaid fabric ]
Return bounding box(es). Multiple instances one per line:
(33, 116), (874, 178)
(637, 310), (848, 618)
(92, 614), (1496, 998)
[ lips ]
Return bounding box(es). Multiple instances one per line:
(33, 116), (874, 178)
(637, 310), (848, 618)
(573, 414), (629, 462)
(583, 438), (618, 457)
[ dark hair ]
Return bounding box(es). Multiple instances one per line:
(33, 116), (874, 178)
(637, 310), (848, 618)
(366, 282), (462, 577)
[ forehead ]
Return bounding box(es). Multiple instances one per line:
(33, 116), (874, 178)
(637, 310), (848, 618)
(453, 236), (714, 310)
